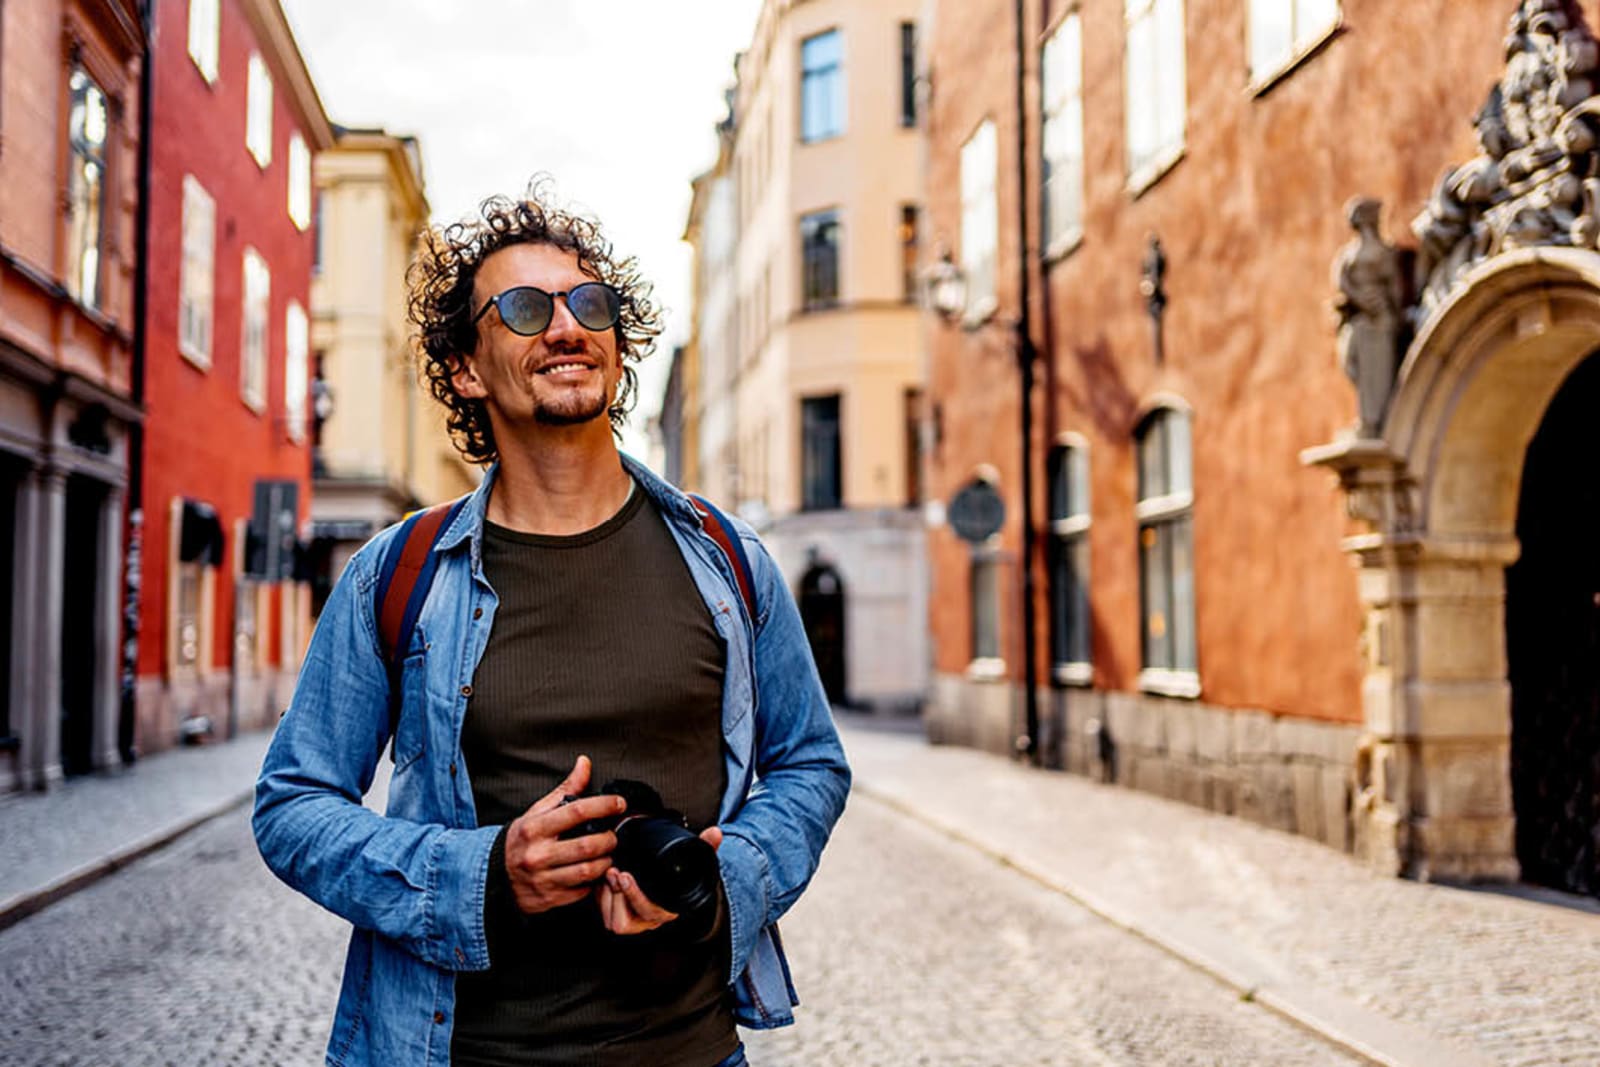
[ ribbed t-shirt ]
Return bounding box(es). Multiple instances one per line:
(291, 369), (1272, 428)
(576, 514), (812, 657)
(450, 484), (736, 1067)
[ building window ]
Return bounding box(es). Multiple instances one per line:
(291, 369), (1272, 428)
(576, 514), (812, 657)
(960, 119), (998, 319)
(312, 190), (326, 274)
(169, 498), (220, 678)
(900, 22), (917, 127)
(187, 0), (220, 83)
(287, 132), (311, 229)
(65, 68), (108, 312)
(1136, 407), (1197, 691)
(1125, 0), (1186, 186)
(800, 29), (845, 143)
(247, 53), (273, 167)
(801, 209), (841, 310)
(904, 387), (923, 508)
(241, 249), (270, 411)
(971, 552), (1002, 665)
(801, 393), (842, 511)
(1250, 0), (1339, 83)
(179, 175), (215, 368)
(285, 301), (309, 442)
(1049, 442), (1092, 683)
(1042, 13), (1085, 254)
(900, 204), (920, 302)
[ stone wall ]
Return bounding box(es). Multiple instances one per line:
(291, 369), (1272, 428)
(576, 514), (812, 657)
(930, 675), (1358, 851)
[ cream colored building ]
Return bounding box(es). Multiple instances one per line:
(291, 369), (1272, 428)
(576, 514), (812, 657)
(698, 0), (928, 709)
(309, 128), (477, 596)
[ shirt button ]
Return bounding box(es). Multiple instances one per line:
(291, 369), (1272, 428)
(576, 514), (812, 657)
(460, 685), (473, 697)
(473, 607), (483, 619)
(449, 762), (458, 777)
(455, 947), (466, 964)
(433, 1012), (445, 1024)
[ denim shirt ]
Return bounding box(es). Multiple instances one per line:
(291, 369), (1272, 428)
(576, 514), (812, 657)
(253, 455), (851, 1067)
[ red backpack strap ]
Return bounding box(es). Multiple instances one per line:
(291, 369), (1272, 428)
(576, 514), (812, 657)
(688, 493), (758, 623)
(374, 498), (466, 667)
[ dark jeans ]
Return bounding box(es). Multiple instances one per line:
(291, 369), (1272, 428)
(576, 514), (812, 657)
(712, 1045), (748, 1067)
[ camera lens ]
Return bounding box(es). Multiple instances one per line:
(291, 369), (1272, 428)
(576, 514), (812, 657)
(614, 818), (720, 917)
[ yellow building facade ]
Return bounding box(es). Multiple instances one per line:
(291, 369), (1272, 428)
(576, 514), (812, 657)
(308, 129), (476, 599)
(696, 0), (928, 708)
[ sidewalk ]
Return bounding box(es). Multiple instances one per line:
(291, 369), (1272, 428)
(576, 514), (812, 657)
(0, 731), (273, 931)
(837, 717), (1600, 1067)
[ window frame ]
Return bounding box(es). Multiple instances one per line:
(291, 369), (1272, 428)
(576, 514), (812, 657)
(187, 0), (220, 84)
(64, 66), (109, 312)
(1248, 0), (1341, 91)
(1041, 11), (1086, 260)
(900, 203), (920, 303)
(959, 118), (999, 323)
(1134, 406), (1198, 697)
(287, 131), (311, 229)
(285, 300), (309, 442)
(800, 392), (843, 512)
(179, 174), (215, 369)
(246, 53), (273, 168)
(968, 541), (1006, 679)
(1048, 439), (1092, 685)
(1124, 0), (1188, 193)
(241, 248), (270, 412)
(899, 22), (917, 128)
(167, 496), (216, 680)
(800, 207), (842, 312)
(800, 28), (846, 143)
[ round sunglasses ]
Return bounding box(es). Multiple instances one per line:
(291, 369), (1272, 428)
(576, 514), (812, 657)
(472, 281), (622, 337)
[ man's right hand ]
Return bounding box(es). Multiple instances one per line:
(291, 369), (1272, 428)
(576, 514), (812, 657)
(503, 755), (625, 915)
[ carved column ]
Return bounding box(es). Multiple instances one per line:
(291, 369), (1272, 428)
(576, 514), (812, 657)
(15, 462), (68, 790)
(94, 484), (124, 770)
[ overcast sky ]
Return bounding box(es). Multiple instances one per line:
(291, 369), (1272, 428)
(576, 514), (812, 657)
(279, 0), (762, 459)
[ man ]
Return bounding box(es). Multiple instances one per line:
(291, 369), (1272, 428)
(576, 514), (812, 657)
(254, 188), (850, 1067)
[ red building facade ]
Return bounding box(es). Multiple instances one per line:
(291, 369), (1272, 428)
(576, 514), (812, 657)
(925, 0), (1600, 888)
(135, 0), (331, 752)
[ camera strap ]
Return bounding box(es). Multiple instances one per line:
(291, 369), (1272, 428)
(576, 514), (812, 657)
(371, 489), (757, 762)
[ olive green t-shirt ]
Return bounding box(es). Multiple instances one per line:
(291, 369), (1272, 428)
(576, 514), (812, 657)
(450, 484), (736, 1067)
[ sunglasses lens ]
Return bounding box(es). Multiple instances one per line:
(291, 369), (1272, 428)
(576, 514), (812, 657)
(568, 283), (621, 332)
(499, 288), (552, 335)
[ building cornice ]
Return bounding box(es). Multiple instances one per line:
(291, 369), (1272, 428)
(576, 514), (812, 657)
(240, 0), (335, 150)
(76, 0), (145, 60)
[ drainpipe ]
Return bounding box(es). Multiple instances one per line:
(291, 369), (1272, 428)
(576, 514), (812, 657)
(1013, 0), (1041, 765)
(119, 0), (155, 764)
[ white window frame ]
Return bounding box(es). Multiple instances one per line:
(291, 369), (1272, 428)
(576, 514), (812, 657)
(187, 0), (220, 83)
(1042, 12), (1085, 259)
(64, 67), (109, 312)
(246, 53), (273, 168)
(287, 132), (311, 229)
(1135, 406), (1198, 698)
(179, 175), (215, 369)
(1049, 438), (1092, 685)
(799, 28), (846, 143)
(241, 248), (270, 412)
(1124, 0), (1187, 192)
(285, 300), (309, 442)
(968, 540), (1006, 679)
(1250, 0), (1341, 88)
(959, 118), (998, 323)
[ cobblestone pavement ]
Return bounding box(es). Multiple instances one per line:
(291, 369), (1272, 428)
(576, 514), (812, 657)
(0, 788), (1358, 1065)
(841, 724), (1600, 1067)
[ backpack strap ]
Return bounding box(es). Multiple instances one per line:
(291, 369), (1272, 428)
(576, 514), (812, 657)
(374, 496), (468, 754)
(688, 493), (758, 624)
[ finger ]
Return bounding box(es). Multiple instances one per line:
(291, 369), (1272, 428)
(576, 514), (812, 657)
(528, 755), (592, 816)
(536, 856), (613, 888)
(536, 831), (618, 870)
(533, 793), (626, 836)
(618, 872), (676, 924)
(516, 885), (591, 913)
(599, 878), (629, 933)
(699, 825), (723, 851)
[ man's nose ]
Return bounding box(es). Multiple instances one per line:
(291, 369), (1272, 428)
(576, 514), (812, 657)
(543, 295), (584, 343)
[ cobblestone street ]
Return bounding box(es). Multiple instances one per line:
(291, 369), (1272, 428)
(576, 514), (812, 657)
(1, 785), (1358, 1065)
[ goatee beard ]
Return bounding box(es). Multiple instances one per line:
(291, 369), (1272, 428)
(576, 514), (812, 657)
(534, 392), (609, 426)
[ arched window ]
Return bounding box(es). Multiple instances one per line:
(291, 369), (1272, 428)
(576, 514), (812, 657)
(1135, 407), (1197, 694)
(1048, 440), (1091, 683)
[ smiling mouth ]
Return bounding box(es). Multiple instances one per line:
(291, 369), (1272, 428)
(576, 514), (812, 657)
(537, 361), (596, 376)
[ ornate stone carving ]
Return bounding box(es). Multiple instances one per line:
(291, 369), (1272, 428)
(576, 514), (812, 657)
(1412, 0), (1600, 320)
(1335, 198), (1405, 438)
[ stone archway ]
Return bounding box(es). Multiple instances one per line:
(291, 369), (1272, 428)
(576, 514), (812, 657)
(1309, 248), (1600, 880)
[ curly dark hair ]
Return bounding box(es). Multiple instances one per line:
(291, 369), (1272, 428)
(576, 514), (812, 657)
(406, 181), (664, 464)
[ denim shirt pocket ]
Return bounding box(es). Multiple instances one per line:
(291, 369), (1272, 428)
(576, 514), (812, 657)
(393, 636), (430, 771)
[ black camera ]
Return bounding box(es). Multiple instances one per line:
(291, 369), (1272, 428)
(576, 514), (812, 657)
(562, 779), (720, 919)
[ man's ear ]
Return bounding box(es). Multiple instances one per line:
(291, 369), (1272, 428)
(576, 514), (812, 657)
(451, 354), (486, 399)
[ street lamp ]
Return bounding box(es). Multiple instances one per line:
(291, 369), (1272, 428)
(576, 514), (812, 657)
(924, 250), (1042, 766)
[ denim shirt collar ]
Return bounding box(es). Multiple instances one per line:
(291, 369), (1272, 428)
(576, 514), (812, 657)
(431, 452), (702, 570)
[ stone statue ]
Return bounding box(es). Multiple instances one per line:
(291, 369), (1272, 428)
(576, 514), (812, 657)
(1335, 199), (1404, 438)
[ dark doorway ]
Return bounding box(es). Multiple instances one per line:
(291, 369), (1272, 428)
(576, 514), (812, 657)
(0, 460), (17, 751)
(1508, 351), (1600, 897)
(798, 556), (846, 706)
(60, 476), (103, 776)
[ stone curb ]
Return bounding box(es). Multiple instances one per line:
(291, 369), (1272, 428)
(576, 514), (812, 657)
(0, 789), (254, 934)
(853, 780), (1500, 1067)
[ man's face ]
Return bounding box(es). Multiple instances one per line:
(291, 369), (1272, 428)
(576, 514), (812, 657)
(453, 242), (623, 429)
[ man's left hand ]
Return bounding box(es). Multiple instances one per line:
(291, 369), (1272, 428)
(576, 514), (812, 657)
(598, 826), (722, 935)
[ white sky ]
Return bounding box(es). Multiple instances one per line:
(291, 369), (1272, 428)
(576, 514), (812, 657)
(279, 0), (762, 459)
